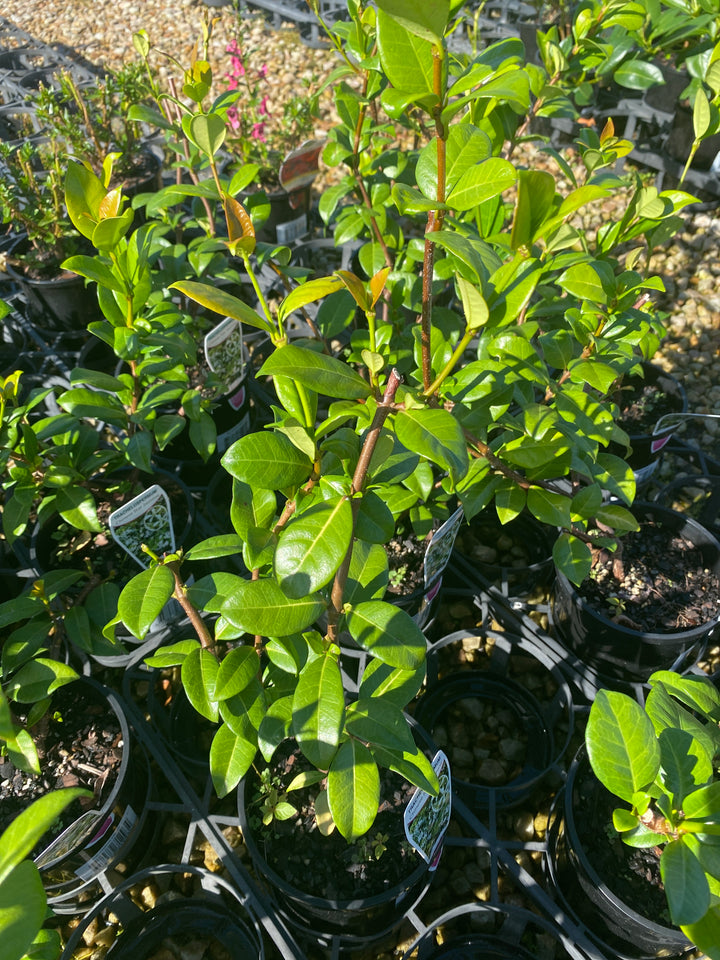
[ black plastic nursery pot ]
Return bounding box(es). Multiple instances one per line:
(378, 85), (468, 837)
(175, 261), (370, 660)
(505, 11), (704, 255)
(553, 502), (720, 684)
(5, 236), (100, 332)
(447, 509), (554, 603)
(59, 864), (264, 960)
(30, 678), (152, 914)
(545, 748), (692, 960)
(654, 473), (720, 539)
(236, 726), (442, 947)
(610, 362), (688, 487)
(414, 628), (573, 810)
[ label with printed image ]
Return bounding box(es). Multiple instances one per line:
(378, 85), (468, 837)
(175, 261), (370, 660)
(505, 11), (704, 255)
(424, 506), (464, 590)
(109, 485), (175, 569)
(404, 751), (451, 870)
(204, 316), (246, 394)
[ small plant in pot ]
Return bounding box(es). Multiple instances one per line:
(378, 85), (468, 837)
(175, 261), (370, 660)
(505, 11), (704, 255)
(584, 671), (720, 959)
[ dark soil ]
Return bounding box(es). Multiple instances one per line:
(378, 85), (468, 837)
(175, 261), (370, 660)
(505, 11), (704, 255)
(614, 374), (683, 436)
(246, 745), (423, 901)
(0, 683), (124, 852)
(581, 517), (720, 632)
(385, 533), (427, 597)
(572, 759), (672, 927)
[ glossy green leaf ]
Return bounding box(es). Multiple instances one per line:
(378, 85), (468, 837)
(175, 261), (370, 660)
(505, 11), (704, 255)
(586, 689), (661, 803)
(346, 698), (416, 753)
(327, 739), (380, 841)
(215, 646), (260, 700)
(210, 720), (257, 797)
(377, 1), (446, 55)
(278, 276), (344, 322)
(649, 671), (720, 723)
(659, 727), (713, 804)
(417, 124), (493, 198)
(558, 262), (611, 305)
(683, 905), (720, 960)
(614, 58), (665, 90)
(0, 788), (90, 885)
(259, 344), (371, 400)
(552, 532), (592, 586)
(117, 565), (174, 640)
(4, 659), (78, 704)
(446, 158), (517, 212)
(684, 781), (720, 820)
(292, 651), (345, 770)
(661, 839), (709, 925)
(526, 487), (572, 527)
(221, 431), (313, 490)
(61, 255), (124, 294)
(184, 535), (244, 561)
(345, 600), (426, 670)
(456, 275), (489, 331)
(344, 540), (389, 605)
(221, 578), (325, 636)
(276, 497), (353, 598)
(370, 742), (439, 795)
(510, 169), (556, 250)
(64, 160), (105, 239)
(188, 112), (226, 156)
(258, 696), (293, 762)
(358, 659), (426, 708)
(181, 647), (220, 722)
(144, 639), (200, 668)
(0, 859), (46, 960)
(231, 480), (277, 539)
(394, 408), (468, 486)
(169, 281), (273, 333)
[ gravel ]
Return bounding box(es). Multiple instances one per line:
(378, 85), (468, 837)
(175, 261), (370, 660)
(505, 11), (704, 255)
(1, 0), (718, 456)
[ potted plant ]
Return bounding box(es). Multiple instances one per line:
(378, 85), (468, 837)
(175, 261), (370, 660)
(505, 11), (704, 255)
(564, 671), (720, 959)
(0, 788), (90, 960)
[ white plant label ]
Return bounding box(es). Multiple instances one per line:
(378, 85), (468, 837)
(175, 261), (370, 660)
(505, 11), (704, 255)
(34, 810), (102, 869)
(204, 316), (245, 393)
(109, 485), (175, 569)
(424, 505), (464, 589)
(75, 806), (138, 881)
(404, 750), (451, 870)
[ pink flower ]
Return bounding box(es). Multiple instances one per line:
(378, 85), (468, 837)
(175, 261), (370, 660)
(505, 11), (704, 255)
(226, 40), (240, 54)
(225, 77), (238, 91)
(258, 95), (270, 117)
(227, 107), (241, 132)
(251, 122), (266, 142)
(230, 56), (245, 77)
(257, 63), (268, 79)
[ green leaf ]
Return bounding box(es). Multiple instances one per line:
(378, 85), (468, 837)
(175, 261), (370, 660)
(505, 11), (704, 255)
(188, 112), (226, 156)
(694, 88), (711, 140)
(221, 578), (325, 636)
(586, 689), (661, 803)
(683, 903), (720, 960)
(595, 503), (640, 532)
(276, 498), (353, 598)
(614, 58), (665, 91)
(456, 275), (489, 331)
(394, 408), (468, 486)
(215, 646), (260, 700)
(552, 532), (592, 586)
(659, 727), (712, 804)
(417, 124), (492, 198)
(510, 169), (556, 250)
(258, 696), (293, 761)
(346, 698), (416, 753)
(292, 651), (345, 770)
(376, 0), (449, 47)
(181, 647), (220, 722)
(559, 262), (612, 305)
(184, 535), (244, 561)
(231, 480), (276, 540)
(344, 540), (389, 604)
(4, 660), (78, 704)
(117, 565), (174, 640)
(169, 281), (273, 334)
(61, 255), (124, 294)
(278, 276), (344, 323)
(210, 720), (257, 797)
(358, 659), (426, 708)
(144, 639), (200, 668)
(221, 431), (313, 490)
(649, 671), (720, 723)
(258, 344), (371, 400)
(345, 601), (427, 670)
(661, 839), (710, 925)
(446, 158), (517, 212)
(0, 860), (46, 960)
(0, 788), (90, 885)
(327, 740), (380, 841)
(64, 160), (105, 240)
(526, 487), (572, 527)
(684, 781), (720, 820)
(370, 742), (439, 795)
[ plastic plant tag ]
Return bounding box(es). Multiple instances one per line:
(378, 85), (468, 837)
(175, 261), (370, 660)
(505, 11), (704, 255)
(424, 505), (464, 589)
(34, 810), (103, 869)
(109, 484), (175, 569)
(204, 316), (245, 394)
(279, 138), (325, 194)
(404, 750), (451, 870)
